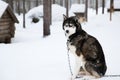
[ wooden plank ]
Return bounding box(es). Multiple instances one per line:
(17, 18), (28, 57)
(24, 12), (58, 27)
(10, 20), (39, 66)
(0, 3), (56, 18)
(0, 34), (11, 43)
(0, 25), (9, 30)
(2, 11), (11, 18)
(0, 29), (10, 35)
(0, 18), (12, 22)
(0, 34), (11, 38)
(110, 0), (114, 21)
(0, 22), (10, 26)
(108, 9), (120, 12)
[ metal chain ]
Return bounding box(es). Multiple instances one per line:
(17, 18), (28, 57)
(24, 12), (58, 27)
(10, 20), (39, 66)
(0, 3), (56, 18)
(67, 48), (73, 76)
(66, 41), (120, 78)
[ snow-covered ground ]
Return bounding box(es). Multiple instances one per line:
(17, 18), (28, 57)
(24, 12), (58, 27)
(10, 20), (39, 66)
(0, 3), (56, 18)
(0, 4), (120, 80)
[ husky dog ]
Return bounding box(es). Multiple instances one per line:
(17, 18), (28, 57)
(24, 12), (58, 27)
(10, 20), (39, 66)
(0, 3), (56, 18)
(62, 15), (107, 80)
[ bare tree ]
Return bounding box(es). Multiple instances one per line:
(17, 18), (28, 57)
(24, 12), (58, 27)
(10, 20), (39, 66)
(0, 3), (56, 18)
(52, 0), (55, 4)
(36, 0), (39, 6)
(96, 0), (98, 14)
(110, 0), (114, 21)
(43, 0), (51, 37)
(60, 0), (63, 6)
(23, 0), (26, 28)
(28, 0), (31, 11)
(102, 0), (105, 14)
(77, 0), (80, 4)
(85, 0), (88, 21)
(65, 0), (68, 17)
(17, 0), (21, 15)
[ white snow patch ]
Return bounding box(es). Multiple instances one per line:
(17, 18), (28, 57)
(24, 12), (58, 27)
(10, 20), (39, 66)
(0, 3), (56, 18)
(26, 4), (66, 22)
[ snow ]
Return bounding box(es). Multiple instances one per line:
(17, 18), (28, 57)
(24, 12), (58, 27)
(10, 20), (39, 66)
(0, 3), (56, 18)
(1, 4), (120, 80)
(69, 4), (85, 13)
(51, 4), (66, 21)
(0, 0), (8, 18)
(26, 5), (43, 19)
(26, 4), (66, 22)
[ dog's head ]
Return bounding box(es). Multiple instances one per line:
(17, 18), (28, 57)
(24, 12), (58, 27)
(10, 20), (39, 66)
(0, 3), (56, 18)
(62, 15), (82, 37)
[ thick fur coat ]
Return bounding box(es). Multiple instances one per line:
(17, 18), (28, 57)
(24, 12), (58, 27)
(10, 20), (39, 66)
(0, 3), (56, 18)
(63, 15), (107, 80)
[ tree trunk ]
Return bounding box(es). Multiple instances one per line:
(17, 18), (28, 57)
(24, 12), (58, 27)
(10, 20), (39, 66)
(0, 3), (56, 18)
(78, 0), (80, 4)
(60, 0), (63, 6)
(36, 0), (39, 6)
(110, 0), (114, 21)
(23, 0), (26, 28)
(18, 0), (20, 15)
(102, 0), (105, 14)
(52, 0), (55, 4)
(43, 0), (51, 37)
(65, 0), (68, 17)
(85, 0), (88, 21)
(28, 0), (31, 11)
(96, 0), (98, 15)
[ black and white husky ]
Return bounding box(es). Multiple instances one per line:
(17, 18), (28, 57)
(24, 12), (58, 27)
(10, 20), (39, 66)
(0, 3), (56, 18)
(62, 15), (107, 80)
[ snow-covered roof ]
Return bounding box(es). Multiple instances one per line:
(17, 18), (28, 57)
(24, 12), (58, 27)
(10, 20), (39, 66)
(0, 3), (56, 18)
(26, 4), (66, 21)
(0, 0), (19, 23)
(0, 0), (8, 18)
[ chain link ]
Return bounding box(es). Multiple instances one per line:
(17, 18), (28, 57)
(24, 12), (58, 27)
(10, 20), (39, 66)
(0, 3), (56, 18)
(67, 48), (73, 76)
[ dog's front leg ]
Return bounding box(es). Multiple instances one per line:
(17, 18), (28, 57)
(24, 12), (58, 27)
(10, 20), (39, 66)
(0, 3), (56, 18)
(71, 57), (81, 80)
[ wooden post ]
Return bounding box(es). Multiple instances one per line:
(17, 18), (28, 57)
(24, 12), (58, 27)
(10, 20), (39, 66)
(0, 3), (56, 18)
(65, 0), (69, 17)
(60, 0), (63, 6)
(110, 0), (114, 21)
(102, 0), (105, 14)
(78, 0), (80, 4)
(36, 0), (39, 7)
(43, 0), (51, 37)
(23, 0), (26, 28)
(52, 0), (55, 4)
(85, 0), (88, 21)
(96, 0), (98, 15)
(18, 0), (20, 15)
(28, 0), (31, 11)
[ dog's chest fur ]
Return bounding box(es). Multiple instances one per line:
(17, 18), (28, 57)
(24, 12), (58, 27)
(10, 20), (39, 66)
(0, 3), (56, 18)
(67, 35), (84, 56)
(67, 37), (84, 56)
(67, 40), (85, 66)
(67, 41), (76, 56)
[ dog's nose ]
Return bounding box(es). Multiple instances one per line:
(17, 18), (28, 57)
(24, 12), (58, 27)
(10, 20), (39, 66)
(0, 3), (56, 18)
(66, 30), (69, 33)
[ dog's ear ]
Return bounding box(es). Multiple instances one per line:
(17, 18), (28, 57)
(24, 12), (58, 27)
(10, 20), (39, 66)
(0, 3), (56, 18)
(74, 16), (82, 32)
(74, 16), (79, 23)
(63, 14), (67, 20)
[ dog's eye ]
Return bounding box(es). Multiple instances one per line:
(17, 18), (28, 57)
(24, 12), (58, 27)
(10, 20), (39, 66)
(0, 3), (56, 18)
(69, 24), (73, 27)
(69, 24), (74, 27)
(65, 24), (69, 27)
(69, 25), (72, 27)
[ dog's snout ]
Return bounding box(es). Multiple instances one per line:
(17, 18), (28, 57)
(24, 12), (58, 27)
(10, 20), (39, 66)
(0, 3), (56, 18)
(66, 30), (69, 33)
